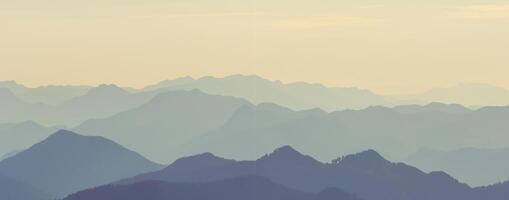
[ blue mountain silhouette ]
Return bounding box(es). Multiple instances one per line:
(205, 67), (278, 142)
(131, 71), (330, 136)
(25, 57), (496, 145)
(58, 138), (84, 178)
(121, 146), (472, 200)
(0, 80), (91, 105)
(75, 90), (252, 163)
(179, 102), (509, 162)
(0, 130), (163, 198)
(143, 74), (387, 111)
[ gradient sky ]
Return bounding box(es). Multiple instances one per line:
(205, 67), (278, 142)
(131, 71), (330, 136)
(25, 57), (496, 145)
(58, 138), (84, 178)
(1, 0), (508, 94)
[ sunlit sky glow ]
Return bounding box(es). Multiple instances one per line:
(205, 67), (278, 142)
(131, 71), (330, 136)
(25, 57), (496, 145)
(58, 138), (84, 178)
(1, 0), (508, 95)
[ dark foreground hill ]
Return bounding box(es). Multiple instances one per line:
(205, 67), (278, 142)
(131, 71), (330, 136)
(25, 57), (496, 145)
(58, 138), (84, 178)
(65, 176), (360, 200)
(121, 146), (473, 200)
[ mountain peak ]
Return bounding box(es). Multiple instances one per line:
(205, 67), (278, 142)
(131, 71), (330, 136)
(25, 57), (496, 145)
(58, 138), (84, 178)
(39, 130), (90, 147)
(167, 153), (235, 171)
(0, 129), (162, 197)
(351, 149), (386, 160)
(39, 130), (122, 150)
(143, 76), (196, 91)
(87, 84), (128, 96)
(175, 76), (195, 81)
(270, 145), (302, 157)
(224, 74), (266, 81)
(47, 129), (81, 139)
(335, 149), (391, 169)
(357, 149), (385, 159)
(176, 152), (222, 162)
(257, 146), (319, 166)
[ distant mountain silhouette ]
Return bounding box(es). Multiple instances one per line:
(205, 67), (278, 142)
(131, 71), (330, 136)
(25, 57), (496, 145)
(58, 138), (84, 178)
(0, 84), (160, 127)
(65, 176), (360, 200)
(0, 130), (163, 198)
(0, 121), (60, 157)
(5, 77), (509, 109)
(393, 102), (472, 114)
(0, 175), (51, 200)
(55, 84), (158, 126)
(0, 88), (53, 124)
(406, 147), (509, 186)
(143, 74), (388, 111)
(179, 103), (509, 161)
(396, 83), (509, 107)
(3, 76), (509, 127)
(60, 84), (131, 109)
(0, 80), (91, 105)
(122, 146), (472, 200)
(3, 76), (509, 128)
(75, 90), (253, 163)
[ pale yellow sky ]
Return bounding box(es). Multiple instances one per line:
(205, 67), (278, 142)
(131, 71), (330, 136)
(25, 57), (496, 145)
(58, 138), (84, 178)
(1, 0), (508, 95)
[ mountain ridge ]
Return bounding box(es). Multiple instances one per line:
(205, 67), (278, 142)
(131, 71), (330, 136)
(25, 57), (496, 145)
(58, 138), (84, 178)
(121, 146), (474, 200)
(74, 90), (253, 163)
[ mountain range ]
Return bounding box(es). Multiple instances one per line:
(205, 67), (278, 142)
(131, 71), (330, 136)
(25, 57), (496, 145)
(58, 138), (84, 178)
(144, 76), (509, 108)
(0, 88), (53, 125)
(0, 130), (163, 197)
(75, 90), (252, 163)
(2, 75), (509, 193)
(1, 129), (508, 200)
(0, 84), (158, 126)
(143, 75), (388, 111)
(3, 75), (509, 114)
(120, 146), (464, 200)
(398, 83), (509, 107)
(0, 80), (91, 105)
(55, 84), (158, 126)
(71, 89), (509, 168)
(178, 101), (509, 162)
(2, 75), (509, 128)
(118, 145), (509, 200)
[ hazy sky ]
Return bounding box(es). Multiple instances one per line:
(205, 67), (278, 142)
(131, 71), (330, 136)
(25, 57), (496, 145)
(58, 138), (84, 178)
(1, 0), (508, 94)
